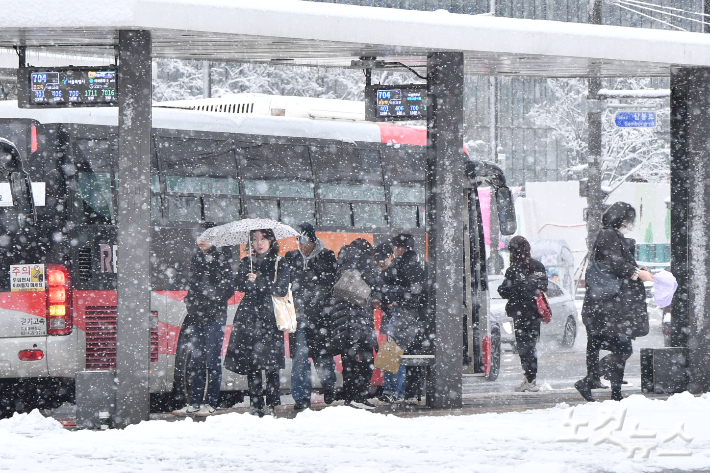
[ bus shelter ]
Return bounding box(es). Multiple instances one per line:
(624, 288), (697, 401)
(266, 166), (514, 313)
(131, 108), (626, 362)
(0, 0), (709, 427)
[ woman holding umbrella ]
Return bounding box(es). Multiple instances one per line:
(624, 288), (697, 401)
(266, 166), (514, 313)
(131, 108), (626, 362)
(225, 228), (291, 417)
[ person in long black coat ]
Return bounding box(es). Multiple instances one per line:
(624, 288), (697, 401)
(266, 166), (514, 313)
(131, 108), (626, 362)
(497, 236), (547, 393)
(330, 238), (379, 409)
(227, 229), (290, 416)
(285, 222), (338, 410)
(575, 202), (653, 402)
(378, 234), (427, 402)
(176, 239), (234, 415)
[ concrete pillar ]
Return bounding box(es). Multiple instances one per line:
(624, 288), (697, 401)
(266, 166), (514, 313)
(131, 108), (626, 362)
(115, 30), (152, 428)
(426, 52), (465, 409)
(670, 67), (710, 393)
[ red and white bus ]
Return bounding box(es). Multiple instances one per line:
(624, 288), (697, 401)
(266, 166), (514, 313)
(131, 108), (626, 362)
(0, 94), (510, 414)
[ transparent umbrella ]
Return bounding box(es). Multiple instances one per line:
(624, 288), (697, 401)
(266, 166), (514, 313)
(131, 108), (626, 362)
(198, 218), (299, 271)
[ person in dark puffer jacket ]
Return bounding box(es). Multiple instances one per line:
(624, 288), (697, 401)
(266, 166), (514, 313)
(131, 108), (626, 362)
(330, 238), (379, 410)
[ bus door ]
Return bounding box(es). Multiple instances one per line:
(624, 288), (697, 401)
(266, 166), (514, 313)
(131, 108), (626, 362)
(462, 184), (494, 378)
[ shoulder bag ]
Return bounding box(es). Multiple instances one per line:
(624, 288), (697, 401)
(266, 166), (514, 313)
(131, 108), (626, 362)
(332, 269), (371, 307)
(585, 237), (623, 302)
(272, 256), (297, 333)
(535, 291), (552, 324)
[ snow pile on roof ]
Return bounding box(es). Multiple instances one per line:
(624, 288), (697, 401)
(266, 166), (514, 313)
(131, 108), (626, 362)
(1, 393), (709, 471)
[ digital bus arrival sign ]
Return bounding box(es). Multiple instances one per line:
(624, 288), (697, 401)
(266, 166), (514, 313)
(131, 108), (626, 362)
(18, 67), (117, 108)
(365, 84), (427, 122)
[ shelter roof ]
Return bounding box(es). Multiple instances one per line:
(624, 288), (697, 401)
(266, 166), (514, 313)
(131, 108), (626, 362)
(2, 0), (710, 77)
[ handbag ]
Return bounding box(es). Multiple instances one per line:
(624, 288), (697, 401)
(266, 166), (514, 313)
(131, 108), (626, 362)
(332, 269), (371, 307)
(272, 256), (297, 333)
(535, 291), (552, 324)
(585, 238), (622, 302)
(374, 339), (404, 374)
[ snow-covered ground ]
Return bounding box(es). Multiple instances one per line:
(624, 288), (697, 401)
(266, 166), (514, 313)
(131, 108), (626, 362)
(0, 393), (708, 472)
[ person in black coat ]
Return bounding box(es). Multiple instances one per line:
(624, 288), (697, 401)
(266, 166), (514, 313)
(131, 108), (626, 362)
(377, 234), (427, 402)
(497, 236), (547, 393)
(285, 222), (338, 411)
(330, 238), (379, 410)
(575, 202), (653, 402)
(175, 239), (234, 416)
(226, 229), (291, 416)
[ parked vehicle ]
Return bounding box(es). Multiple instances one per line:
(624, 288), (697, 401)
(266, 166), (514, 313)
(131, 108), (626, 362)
(488, 276), (578, 349)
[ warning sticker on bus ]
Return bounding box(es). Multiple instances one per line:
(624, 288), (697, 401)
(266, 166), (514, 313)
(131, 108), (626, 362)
(10, 264), (45, 292)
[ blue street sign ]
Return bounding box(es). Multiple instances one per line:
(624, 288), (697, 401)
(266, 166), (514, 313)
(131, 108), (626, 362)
(614, 111), (657, 128)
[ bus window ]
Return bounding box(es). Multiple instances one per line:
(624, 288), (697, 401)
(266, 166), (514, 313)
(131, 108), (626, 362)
(280, 200), (314, 226)
(157, 138), (236, 177)
(390, 184), (425, 229)
(167, 196), (201, 222)
(318, 183), (386, 228)
(240, 144), (312, 181)
(319, 183), (384, 201)
(243, 180), (313, 198)
(74, 172), (113, 225)
(166, 176), (239, 195)
(391, 185), (424, 203)
(390, 205), (419, 229)
(204, 196), (240, 223)
(353, 203), (387, 228)
(151, 194), (162, 220)
(319, 202), (351, 227)
(247, 199), (279, 221)
(310, 146), (382, 184)
(244, 179), (314, 224)
(382, 148), (426, 183)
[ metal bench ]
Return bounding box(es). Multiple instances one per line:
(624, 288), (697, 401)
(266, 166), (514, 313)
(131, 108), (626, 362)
(398, 354), (435, 402)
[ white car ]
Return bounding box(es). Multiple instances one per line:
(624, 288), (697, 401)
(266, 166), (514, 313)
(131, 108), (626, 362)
(488, 276), (578, 349)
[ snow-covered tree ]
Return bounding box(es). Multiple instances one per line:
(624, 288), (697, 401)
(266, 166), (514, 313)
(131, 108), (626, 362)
(526, 77), (670, 186)
(152, 59), (422, 102)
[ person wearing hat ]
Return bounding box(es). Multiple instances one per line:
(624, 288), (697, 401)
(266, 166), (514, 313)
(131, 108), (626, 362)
(285, 223), (338, 412)
(387, 234), (426, 401)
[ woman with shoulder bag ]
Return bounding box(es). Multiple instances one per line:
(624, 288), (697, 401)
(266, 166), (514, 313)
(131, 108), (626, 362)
(227, 229), (290, 417)
(497, 236), (548, 393)
(575, 202), (653, 402)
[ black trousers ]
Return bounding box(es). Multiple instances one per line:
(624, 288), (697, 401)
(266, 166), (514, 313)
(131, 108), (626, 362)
(247, 369), (280, 409)
(514, 319), (540, 383)
(341, 348), (374, 402)
(584, 331), (633, 392)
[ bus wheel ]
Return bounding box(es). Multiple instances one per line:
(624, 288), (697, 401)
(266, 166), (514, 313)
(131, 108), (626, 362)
(171, 328), (194, 410)
(487, 327), (501, 381)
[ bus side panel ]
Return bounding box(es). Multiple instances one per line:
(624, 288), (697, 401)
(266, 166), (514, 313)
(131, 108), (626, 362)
(0, 293), (47, 338)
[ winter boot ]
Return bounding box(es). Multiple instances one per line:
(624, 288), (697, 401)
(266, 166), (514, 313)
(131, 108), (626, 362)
(590, 377), (608, 389)
(575, 378), (596, 402)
